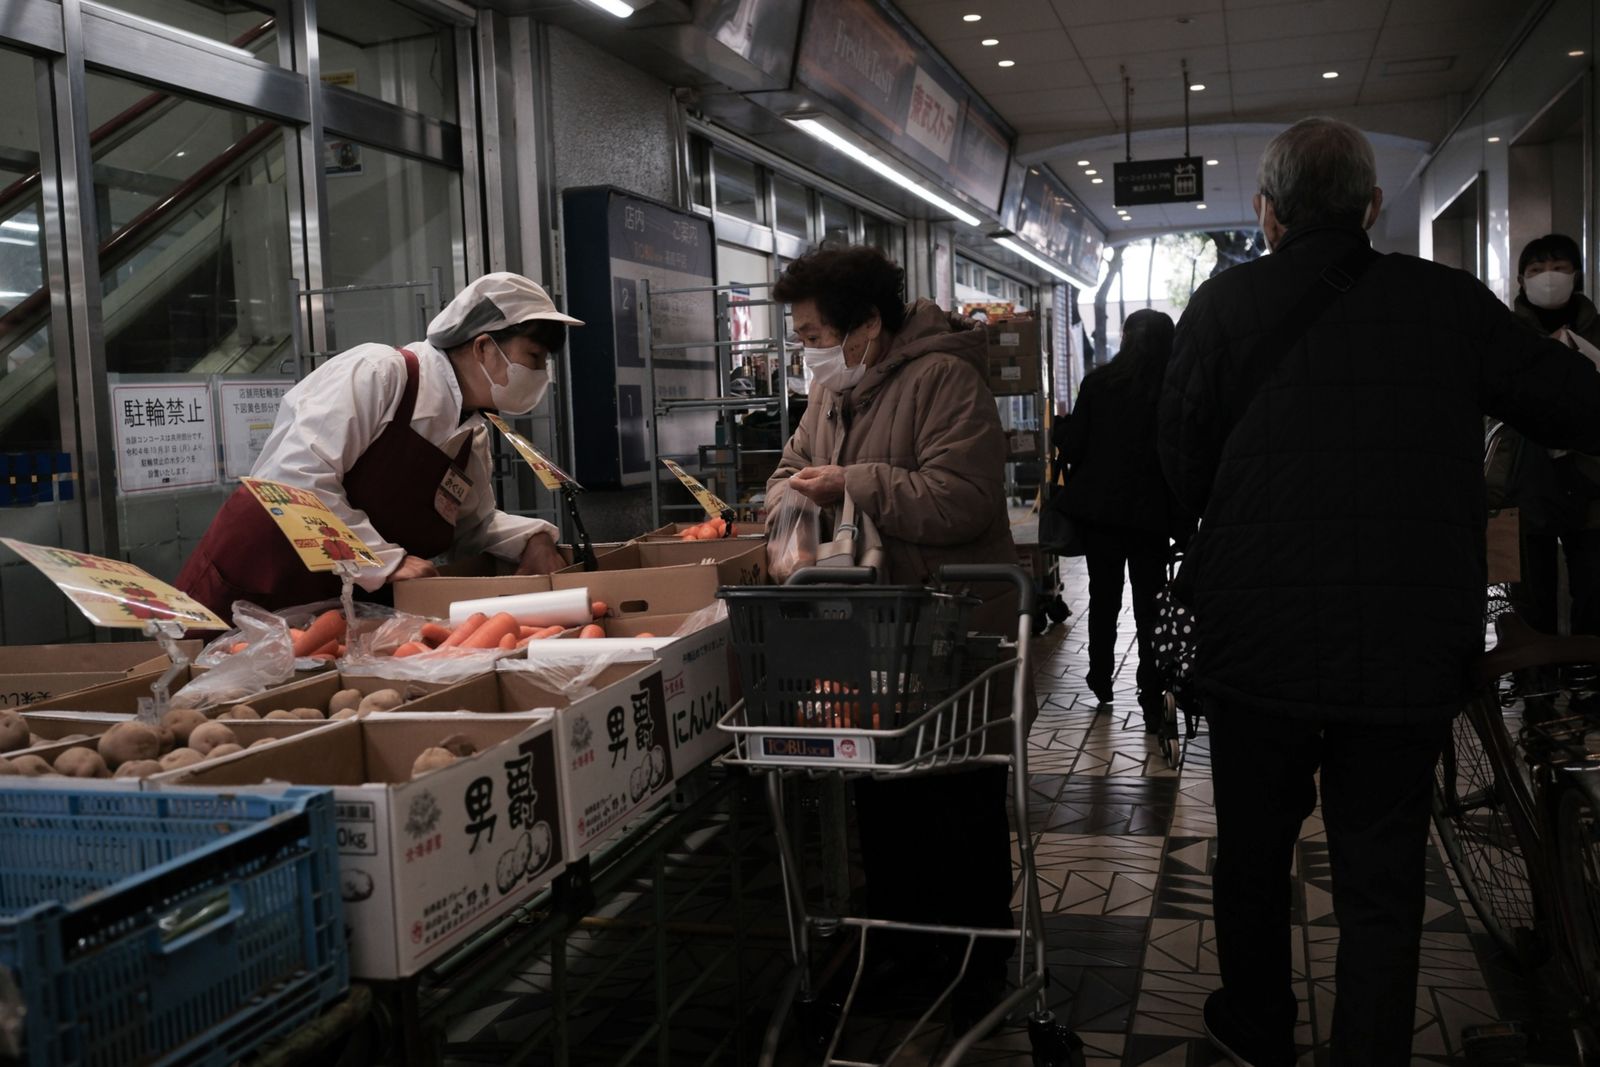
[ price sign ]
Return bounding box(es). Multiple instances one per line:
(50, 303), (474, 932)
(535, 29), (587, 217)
(1, 538), (226, 630)
(239, 477), (381, 572)
(660, 458), (731, 520)
(484, 412), (582, 492)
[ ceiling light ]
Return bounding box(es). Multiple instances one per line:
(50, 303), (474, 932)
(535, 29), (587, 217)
(1196, 203), (1207, 209)
(1322, 71), (1339, 79)
(981, 38), (998, 46)
(997, 59), (1015, 67)
(1091, 177), (1104, 184)
(1189, 83), (1205, 91)
(175, 151), (186, 158)
(1077, 160), (1091, 166)
(1206, 159), (1219, 166)
(789, 118), (981, 226)
(995, 236), (1072, 282)
(1487, 136), (1501, 143)
(0, 220), (40, 234)
(963, 13), (981, 21)
(1084, 169), (1097, 175)
(577, 0), (634, 16)
(1570, 50), (1586, 57)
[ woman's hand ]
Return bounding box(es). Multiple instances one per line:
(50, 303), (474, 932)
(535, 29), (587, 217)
(388, 555), (439, 583)
(790, 465), (846, 505)
(515, 531), (567, 575)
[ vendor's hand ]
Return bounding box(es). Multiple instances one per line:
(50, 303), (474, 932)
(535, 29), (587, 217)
(515, 531), (566, 576)
(388, 555), (439, 583)
(790, 465), (846, 506)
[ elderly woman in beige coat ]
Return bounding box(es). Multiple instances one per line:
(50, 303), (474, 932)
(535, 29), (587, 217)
(766, 244), (1017, 1022)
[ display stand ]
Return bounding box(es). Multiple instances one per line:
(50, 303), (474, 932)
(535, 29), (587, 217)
(137, 618), (192, 722)
(484, 412), (599, 570)
(333, 560), (361, 635)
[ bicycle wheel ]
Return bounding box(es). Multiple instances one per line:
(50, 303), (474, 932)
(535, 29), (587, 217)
(1433, 688), (1541, 962)
(1555, 784), (1600, 1009)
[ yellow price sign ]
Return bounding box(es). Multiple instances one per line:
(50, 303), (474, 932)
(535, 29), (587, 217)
(484, 412), (581, 492)
(1, 538), (226, 631)
(240, 477), (382, 573)
(661, 458), (731, 520)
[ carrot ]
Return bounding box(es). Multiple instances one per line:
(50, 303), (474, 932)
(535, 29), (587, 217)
(441, 612), (487, 648)
(393, 641), (427, 658)
(463, 612), (520, 650)
(636, 632), (655, 638)
(309, 638), (340, 658)
(335, 644), (347, 657)
(579, 624), (605, 639)
(311, 652), (336, 662)
(289, 627), (305, 641)
(534, 625), (564, 639)
(293, 611), (345, 657)
(519, 625), (538, 638)
(591, 601), (608, 618)
(515, 635), (535, 649)
(498, 632), (518, 650)
(229, 641), (248, 654)
(420, 622), (453, 647)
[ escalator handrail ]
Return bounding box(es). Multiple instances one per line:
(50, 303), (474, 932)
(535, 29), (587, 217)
(0, 17), (276, 221)
(0, 121), (280, 352)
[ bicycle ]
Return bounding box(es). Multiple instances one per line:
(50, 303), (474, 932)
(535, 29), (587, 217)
(1432, 612), (1600, 1060)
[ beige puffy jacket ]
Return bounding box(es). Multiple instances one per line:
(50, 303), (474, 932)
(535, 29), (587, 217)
(766, 300), (1018, 630)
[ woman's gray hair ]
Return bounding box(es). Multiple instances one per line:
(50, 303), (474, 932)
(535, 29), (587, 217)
(1256, 117), (1377, 228)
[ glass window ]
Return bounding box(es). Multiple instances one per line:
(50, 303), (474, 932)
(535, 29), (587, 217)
(712, 149), (764, 224)
(689, 137), (711, 208)
(773, 174), (809, 238)
(325, 144), (465, 350)
(318, 0), (458, 122)
(985, 272), (1002, 297)
(821, 195), (853, 245)
(99, 0), (282, 66)
(863, 215), (903, 261)
(1, 48), (53, 458)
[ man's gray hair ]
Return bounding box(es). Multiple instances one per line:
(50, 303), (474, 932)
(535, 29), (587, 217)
(1257, 117), (1377, 228)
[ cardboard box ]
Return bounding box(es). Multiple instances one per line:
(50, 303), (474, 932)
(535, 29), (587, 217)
(235, 668), (489, 717)
(1006, 430), (1040, 459)
(634, 523), (764, 543)
(151, 713), (568, 979)
(18, 666), (205, 714)
(985, 319), (1041, 396)
(392, 545), (628, 620)
(555, 539), (766, 589)
(0, 640), (203, 708)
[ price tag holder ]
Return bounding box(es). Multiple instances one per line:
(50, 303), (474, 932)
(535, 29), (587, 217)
(484, 413), (599, 571)
(661, 458), (736, 534)
(0, 539), (222, 722)
(239, 477), (381, 635)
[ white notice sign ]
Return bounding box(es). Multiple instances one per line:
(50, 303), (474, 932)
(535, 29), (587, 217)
(111, 379), (218, 495)
(219, 378), (291, 478)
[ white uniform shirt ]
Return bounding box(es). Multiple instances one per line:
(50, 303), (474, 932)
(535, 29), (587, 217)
(251, 340), (556, 590)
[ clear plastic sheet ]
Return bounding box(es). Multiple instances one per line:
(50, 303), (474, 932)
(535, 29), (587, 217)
(498, 645), (658, 699)
(169, 603), (296, 709)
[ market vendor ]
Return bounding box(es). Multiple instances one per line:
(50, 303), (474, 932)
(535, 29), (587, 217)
(176, 273), (581, 617)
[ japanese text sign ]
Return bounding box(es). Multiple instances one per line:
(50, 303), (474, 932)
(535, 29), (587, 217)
(111, 379), (218, 495)
(239, 477), (381, 572)
(1, 537), (226, 630)
(1113, 156), (1205, 207)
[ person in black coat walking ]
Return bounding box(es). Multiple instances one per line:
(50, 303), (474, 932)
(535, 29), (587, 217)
(1057, 309), (1188, 728)
(1160, 117), (1600, 1067)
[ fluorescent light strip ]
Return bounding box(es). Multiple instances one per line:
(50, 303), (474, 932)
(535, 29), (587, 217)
(995, 237), (1072, 282)
(1, 220), (40, 234)
(577, 0), (633, 17)
(790, 119), (981, 226)
(0, 237), (34, 247)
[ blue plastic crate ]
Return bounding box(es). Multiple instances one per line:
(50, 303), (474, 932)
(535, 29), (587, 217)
(0, 787), (348, 1067)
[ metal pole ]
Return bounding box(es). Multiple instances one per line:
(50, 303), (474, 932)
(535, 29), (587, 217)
(1182, 58), (1192, 157)
(642, 277), (662, 526)
(1122, 66), (1133, 163)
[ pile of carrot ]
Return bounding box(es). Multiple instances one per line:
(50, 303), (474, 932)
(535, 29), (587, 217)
(291, 610), (348, 662)
(390, 600), (615, 657)
(677, 517), (733, 540)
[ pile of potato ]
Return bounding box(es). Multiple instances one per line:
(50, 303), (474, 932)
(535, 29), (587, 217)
(213, 686), (408, 723)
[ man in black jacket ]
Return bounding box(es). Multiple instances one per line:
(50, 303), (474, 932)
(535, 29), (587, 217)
(1159, 117), (1600, 1067)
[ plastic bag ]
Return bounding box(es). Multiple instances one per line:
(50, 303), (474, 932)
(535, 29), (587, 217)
(766, 491), (820, 583)
(673, 599), (728, 636)
(498, 645), (658, 701)
(196, 598), (381, 670)
(169, 602), (296, 709)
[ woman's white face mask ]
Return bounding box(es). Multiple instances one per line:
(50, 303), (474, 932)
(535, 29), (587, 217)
(481, 340), (549, 415)
(1524, 269), (1577, 310)
(802, 329), (868, 393)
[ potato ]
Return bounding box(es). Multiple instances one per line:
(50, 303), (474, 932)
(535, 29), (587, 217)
(188, 722), (238, 756)
(11, 754), (55, 776)
(248, 738), (278, 749)
(54, 748), (109, 778)
(156, 725), (177, 755)
(159, 748), (203, 770)
(98, 721), (162, 770)
(437, 734), (479, 758)
(0, 712), (28, 753)
(358, 689), (405, 714)
(219, 704), (262, 721)
(28, 733), (43, 747)
(411, 748), (457, 777)
(0, 757), (17, 775)
(205, 743), (243, 759)
(264, 710), (300, 721)
(328, 689), (364, 715)
(289, 707), (325, 721)
(329, 707), (367, 721)
(114, 759), (163, 779)
(160, 707), (210, 745)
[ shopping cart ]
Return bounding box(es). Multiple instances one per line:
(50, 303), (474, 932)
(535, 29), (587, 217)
(717, 564), (1082, 1067)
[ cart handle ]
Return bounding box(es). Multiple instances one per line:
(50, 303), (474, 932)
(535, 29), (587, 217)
(938, 564), (1036, 617)
(785, 565), (877, 586)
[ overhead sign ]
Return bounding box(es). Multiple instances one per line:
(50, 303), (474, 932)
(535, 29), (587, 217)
(485, 412), (581, 492)
(1113, 157), (1204, 206)
(1, 538), (226, 631)
(239, 477), (382, 573)
(1009, 166), (1104, 287)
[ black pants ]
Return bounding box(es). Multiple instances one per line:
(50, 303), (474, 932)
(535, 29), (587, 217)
(1083, 522), (1168, 718)
(1518, 523), (1600, 636)
(1208, 704), (1450, 1067)
(853, 765), (1014, 973)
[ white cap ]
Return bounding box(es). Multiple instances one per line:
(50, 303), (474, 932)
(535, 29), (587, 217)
(427, 272), (584, 349)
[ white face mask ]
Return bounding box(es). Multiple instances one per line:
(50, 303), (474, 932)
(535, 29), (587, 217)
(1525, 270), (1576, 310)
(802, 330), (873, 393)
(481, 341), (549, 416)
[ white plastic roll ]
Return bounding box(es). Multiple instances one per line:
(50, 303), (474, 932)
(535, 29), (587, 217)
(448, 587), (592, 628)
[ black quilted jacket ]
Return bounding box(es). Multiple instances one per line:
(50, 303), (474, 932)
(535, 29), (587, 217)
(1159, 225), (1600, 723)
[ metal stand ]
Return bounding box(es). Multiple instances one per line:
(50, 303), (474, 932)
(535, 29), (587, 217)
(333, 560), (361, 638)
(562, 484), (600, 571)
(137, 619), (190, 723)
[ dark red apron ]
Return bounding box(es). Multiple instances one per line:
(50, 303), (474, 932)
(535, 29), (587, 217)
(176, 349), (473, 618)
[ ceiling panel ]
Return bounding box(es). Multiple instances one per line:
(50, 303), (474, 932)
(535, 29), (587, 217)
(1047, 0), (1223, 29)
(1226, 1), (1387, 42)
(1067, 15), (1228, 58)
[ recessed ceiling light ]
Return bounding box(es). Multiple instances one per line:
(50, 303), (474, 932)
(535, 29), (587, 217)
(1189, 83), (1206, 92)
(175, 150), (186, 158)
(981, 38), (998, 46)
(1322, 70), (1339, 79)
(1206, 158), (1219, 165)
(1195, 203), (1207, 209)
(962, 12), (981, 20)
(1091, 177), (1104, 184)
(1077, 160), (1091, 166)
(1570, 50), (1586, 57)
(1487, 136), (1501, 143)
(1084, 169), (1097, 176)
(997, 59), (1014, 67)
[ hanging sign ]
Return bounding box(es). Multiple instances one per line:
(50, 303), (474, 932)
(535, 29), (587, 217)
(484, 412), (581, 492)
(1113, 157), (1205, 206)
(661, 458), (731, 520)
(239, 477), (382, 572)
(1, 538), (226, 630)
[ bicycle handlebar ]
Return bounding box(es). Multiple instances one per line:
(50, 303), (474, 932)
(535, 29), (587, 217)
(1475, 613), (1600, 685)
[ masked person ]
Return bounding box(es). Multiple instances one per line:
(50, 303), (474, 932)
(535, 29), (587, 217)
(177, 273), (580, 617)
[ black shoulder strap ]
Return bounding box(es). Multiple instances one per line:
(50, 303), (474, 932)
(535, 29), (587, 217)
(1226, 243), (1382, 426)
